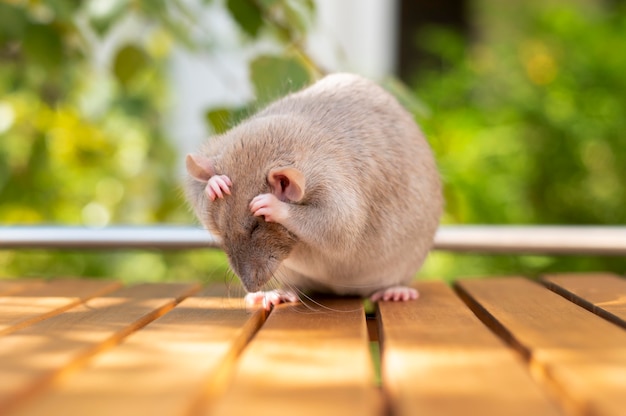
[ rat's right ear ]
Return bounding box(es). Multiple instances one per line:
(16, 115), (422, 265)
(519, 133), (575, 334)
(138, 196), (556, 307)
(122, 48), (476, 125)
(268, 167), (305, 202)
(186, 154), (215, 182)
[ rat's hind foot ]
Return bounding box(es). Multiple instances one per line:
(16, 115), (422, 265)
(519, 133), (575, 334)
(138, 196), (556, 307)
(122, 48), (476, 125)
(245, 289), (299, 310)
(370, 286), (419, 302)
(205, 175), (232, 200)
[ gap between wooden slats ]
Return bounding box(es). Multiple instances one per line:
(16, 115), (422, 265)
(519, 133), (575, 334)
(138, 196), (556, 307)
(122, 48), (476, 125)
(0, 279), (122, 336)
(8, 285), (266, 416)
(378, 281), (561, 416)
(209, 298), (382, 416)
(542, 273), (626, 329)
(0, 282), (200, 415)
(456, 277), (626, 416)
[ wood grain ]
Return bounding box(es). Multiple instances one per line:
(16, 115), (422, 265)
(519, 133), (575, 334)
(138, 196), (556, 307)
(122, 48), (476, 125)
(542, 273), (626, 329)
(0, 282), (199, 414)
(9, 285), (266, 416)
(210, 298), (381, 416)
(457, 277), (626, 416)
(0, 279), (43, 297)
(1, 277), (624, 416)
(378, 281), (560, 416)
(0, 279), (122, 336)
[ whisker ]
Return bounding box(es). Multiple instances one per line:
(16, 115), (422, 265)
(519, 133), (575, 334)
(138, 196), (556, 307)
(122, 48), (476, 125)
(272, 270), (363, 314)
(224, 269), (244, 301)
(224, 263), (367, 314)
(295, 289), (363, 314)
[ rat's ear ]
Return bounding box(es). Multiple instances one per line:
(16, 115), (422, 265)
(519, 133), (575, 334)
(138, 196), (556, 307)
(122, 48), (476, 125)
(268, 167), (305, 202)
(186, 153), (215, 182)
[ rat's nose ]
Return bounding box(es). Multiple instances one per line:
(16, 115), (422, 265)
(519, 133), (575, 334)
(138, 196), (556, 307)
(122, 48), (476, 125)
(229, 257), (270, 292)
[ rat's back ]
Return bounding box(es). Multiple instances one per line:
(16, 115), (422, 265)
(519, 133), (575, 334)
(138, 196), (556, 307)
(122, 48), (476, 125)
(252, 73), (443, 295)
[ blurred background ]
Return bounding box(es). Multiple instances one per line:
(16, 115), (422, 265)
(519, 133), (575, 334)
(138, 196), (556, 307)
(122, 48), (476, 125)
(0, 0), (624, 283)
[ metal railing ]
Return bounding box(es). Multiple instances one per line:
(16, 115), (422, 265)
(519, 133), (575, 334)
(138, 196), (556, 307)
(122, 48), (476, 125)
(0, 225), (625, 255)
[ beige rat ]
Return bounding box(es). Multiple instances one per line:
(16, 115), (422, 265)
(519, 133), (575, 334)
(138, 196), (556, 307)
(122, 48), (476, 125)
(185, 73), (442, 309)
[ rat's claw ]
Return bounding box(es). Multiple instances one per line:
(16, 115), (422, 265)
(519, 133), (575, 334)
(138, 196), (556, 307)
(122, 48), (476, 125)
(249, 194), (266, 211)
(205, 175), (232, 200)
(370, 286), (419, 302)
(245, 289), (299, 311)
(245, 291), (266, 308)
(249, 193), (287, 223)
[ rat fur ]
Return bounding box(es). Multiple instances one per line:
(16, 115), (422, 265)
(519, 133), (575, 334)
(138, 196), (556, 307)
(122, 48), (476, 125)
(185, 73), (443, 307)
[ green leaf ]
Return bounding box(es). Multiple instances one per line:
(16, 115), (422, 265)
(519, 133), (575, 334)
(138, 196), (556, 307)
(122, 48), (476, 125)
(302, 0), (315, 14)
(205, 108), (231, 134)
(22, 23), (64, 70)
(226, 0), (264, 37)
(250, 55), (311, 105)
(282, 0), (313, 35)
(0, 3), (27, 41)
(86, 0), (129, 37)
(205, 106), (251, 134)
(113, 44), (149, 87)
(47, 0), (82, 23)
(258, 0), (280, 8)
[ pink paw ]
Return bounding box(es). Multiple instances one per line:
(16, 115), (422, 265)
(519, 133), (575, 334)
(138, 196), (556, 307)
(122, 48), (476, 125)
(370, 286), (419, 302)
(205, 175), (232, 200)
(249, 193), (288, 223)
(245, 289), (299, 310)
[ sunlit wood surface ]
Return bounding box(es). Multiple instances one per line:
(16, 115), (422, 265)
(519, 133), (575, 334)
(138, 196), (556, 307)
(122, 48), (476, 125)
(0, 274), (624, 415)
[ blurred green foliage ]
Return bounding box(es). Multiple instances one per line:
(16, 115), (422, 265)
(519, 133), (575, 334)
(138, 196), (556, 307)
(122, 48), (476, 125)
(0, 0), (316, 282)
(0, 0), (623, 282)
(416, 0), (626, 278)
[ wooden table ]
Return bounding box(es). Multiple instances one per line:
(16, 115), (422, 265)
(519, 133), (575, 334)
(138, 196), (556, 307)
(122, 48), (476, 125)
(0, 273), (624, 416)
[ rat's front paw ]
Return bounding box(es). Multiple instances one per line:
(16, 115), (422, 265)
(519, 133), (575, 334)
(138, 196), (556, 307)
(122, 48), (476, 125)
(249, 193), (288, 223)
(370, 286), (419, 302)
(245, 289), (299, 310)
(205, 175), (232, 200)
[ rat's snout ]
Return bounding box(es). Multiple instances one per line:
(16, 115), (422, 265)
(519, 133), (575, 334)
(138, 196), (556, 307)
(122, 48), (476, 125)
(222, 221), (297, 292)
(232, 259), (273, 292)
(224, 240), (277, 292)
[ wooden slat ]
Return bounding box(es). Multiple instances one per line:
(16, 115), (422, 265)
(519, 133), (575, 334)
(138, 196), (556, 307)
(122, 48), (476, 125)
(0, 282), (199, 415)
(8, 285), (266, 416)
(542, 273), (626, 329)
(378, 281), (561, 416)
(456, 277), (626, 416)
(0, 279), (44, 297)
(210, 298), (381, 416)
(0, 279), (122, 336)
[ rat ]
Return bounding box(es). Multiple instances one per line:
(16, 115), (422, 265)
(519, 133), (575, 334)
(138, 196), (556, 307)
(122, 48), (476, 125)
(185, 73), (443, 309)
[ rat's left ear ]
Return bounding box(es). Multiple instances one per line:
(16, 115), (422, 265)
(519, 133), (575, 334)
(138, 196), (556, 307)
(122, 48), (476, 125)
(268, 167), (305, 202)
(186, 153), (215, 182)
